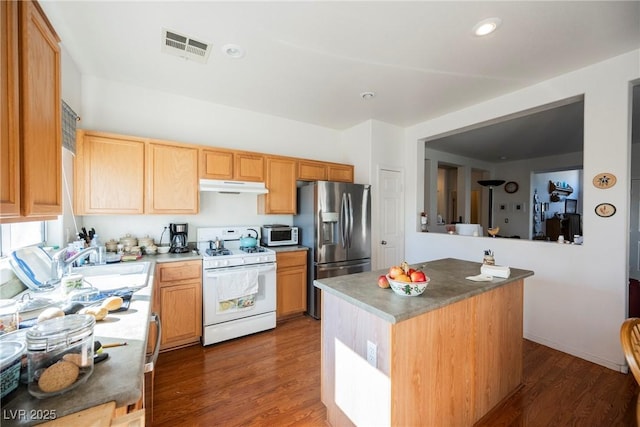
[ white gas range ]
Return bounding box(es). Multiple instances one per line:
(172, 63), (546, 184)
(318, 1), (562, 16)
(196, 226), (277, 346)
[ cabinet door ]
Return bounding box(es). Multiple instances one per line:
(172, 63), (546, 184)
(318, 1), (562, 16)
(234, 152), (264, 182)
(276, 251), (307, 319)
(258, 156), (297, 214)
(19, 0), (62, 217)
(146, 142), (199, 214)
(0, 1), (20, 219)
(297, 160), (327, 181)
(75, 132), (145, 214)
(201, 148), (233, 180)
(327, 163), (354, 183)
(159, 281), (202, 350)
(277, 266), (307, 319)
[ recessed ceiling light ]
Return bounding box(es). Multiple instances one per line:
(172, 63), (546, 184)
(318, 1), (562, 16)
(473, 17), (502, 36)
(222, 44), (245, 59)
(360, 91), (375, 100)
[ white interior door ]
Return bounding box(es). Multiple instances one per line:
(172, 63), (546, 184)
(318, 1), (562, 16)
(378, 168), (404, 269)
(630, 179), (640, 280)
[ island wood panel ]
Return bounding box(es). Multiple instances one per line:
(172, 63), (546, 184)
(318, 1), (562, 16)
(391, 296), (475, 426)
(321, 278), (524, 427)
(473, 280), (523, 420)
(321, 291), (391, 427)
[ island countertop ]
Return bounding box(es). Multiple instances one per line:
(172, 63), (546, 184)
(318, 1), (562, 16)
(1, 263), (156, 426)
(313, 257), (534, 324)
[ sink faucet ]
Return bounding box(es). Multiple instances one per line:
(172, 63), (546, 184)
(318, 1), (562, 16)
(50, 247), (98, 283)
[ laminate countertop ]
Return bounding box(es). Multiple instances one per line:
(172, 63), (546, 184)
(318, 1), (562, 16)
(314, 258), (534, 324)
(2, 262), (157, 426)
(270, 245), (309, 253)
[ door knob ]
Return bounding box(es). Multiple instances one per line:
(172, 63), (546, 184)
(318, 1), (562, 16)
(381, 240), (387, 245)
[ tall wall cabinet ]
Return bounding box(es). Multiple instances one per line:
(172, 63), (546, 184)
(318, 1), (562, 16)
(1, 0), (61, 222)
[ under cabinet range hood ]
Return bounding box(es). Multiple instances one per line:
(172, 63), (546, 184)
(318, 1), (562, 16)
(199, 179), (269, 194)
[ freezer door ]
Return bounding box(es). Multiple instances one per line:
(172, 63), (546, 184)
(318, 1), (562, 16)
(307, 259), (372, 319)
(346, 183), (371, 261)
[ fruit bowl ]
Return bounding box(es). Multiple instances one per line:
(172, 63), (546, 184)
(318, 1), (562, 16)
(387, 275), (430, 297)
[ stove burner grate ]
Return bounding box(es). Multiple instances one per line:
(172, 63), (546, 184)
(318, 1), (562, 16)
(206, 248), (231, 256)
(240, 246), (268, 253)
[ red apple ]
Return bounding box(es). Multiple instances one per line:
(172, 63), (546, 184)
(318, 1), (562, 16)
(388, 266), (403, 279)
(407, 268), (416, 276)
(410, 270), (427, 283)
(378, 275), (390, 288)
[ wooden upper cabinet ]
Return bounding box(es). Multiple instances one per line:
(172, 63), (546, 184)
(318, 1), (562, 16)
(297, 159), (354, 183)
(297, 160), (328, 181)
(20, 0), (62, 218)
(234, 152), (264, 182)
(146, 141), (199, 214)
(0, 1), (20, 219)
(1, 0), (61, 221)
(201, 148), (264, 182)
(327, 163), (354, 183)
(258, 156), (297, 214)
(75, 131), (145, 214)
(200, 148), (233, 179)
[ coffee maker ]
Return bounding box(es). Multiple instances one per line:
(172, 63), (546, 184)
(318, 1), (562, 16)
(169, 223), (189, 253)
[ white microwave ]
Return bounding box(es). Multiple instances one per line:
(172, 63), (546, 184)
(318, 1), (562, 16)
(261, 225), (299, 247)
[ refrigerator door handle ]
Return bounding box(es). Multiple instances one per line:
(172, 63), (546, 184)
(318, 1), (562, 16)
(347, 193), (354, 248)
(318, 209), (323, 249)
(340, 193), (348, 248)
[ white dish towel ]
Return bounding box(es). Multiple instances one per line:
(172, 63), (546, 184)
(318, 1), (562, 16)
(480, 264), (511, 278)
(217, 269), (259, 301)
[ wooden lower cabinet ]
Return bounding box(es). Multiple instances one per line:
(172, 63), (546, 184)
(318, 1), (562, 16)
(276, 250), (307, 320)
(153, 260), (202, 351)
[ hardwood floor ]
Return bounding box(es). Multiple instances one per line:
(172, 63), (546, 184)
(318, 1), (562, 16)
(153, 316), (638, 427)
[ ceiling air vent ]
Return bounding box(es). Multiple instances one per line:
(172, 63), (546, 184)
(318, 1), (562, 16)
(161, 28), (212, 64)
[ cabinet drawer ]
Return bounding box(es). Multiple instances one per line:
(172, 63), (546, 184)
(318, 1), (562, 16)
(276, 251), (307, 269)
(157, 261), (202, 283)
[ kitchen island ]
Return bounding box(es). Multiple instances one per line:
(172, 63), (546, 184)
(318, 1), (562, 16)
(314, 258), (534, 427)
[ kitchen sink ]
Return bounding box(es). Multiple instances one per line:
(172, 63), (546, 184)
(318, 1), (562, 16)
(70, 261), (153, 291)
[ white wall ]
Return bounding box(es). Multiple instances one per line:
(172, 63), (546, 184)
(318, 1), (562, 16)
(404, 50), (640, 371)
(74, 76), (370, 243)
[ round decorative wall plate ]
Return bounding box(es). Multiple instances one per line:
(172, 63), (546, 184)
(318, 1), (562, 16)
(595, 203), (616, 217)
(592, 173), (616, 189)
(504, 181), (519, 194)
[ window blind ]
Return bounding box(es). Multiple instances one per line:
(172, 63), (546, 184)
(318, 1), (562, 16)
(62, 100), (79, 154)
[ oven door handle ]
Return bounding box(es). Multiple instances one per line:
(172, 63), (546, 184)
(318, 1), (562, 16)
(205, 263), (276, 278)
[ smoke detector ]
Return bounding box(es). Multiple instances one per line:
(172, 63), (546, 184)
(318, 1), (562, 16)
(161, 28), (212, 64)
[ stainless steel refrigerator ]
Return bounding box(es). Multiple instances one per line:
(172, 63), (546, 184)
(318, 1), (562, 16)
(294, 181), (371, 319)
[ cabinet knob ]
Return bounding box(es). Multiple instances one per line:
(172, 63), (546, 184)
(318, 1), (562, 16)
(381, 240), (387, 245)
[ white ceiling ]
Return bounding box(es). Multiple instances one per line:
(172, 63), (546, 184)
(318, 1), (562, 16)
(41, 1), (640, 158)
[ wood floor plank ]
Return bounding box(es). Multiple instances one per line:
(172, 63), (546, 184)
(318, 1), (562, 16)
(153, 316), (637, 426)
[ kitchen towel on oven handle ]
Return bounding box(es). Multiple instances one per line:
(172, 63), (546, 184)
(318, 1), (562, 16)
(216, 269), (259, 301)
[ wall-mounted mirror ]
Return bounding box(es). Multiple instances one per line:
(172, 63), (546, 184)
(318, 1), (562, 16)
(423, 97), (584, 241)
